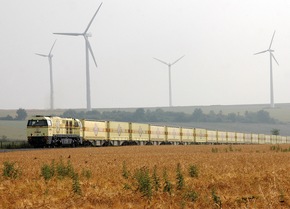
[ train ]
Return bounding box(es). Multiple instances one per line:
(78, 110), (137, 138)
(27, 115), (290, 148)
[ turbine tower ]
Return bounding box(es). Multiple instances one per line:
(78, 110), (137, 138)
(254, 31), (279, 108)
(54, 3), (102, 111)
(153, 55), (185, 107)
(36, 40), (57, 110)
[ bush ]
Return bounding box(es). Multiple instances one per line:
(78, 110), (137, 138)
(2, 161), (20, 179)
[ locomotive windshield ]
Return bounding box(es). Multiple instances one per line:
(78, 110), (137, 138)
(27, 119), (51, 127)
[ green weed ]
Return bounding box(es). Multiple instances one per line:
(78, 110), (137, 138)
(134, 167), (152, 198)
(176, 163), (184, 190)
(189, 164), (199, 178)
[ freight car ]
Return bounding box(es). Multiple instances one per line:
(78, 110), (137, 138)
(27, 115), (290, 148)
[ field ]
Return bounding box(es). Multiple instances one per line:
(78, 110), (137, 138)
(1, 145), (290, 208)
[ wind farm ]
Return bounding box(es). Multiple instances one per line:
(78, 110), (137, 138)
(53, 3), (103, 111)
(35, 40), (57, 110)
(3, 2), (290, 208)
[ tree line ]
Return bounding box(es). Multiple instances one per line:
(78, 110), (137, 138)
(61, 108), (278, 124)
(0, 108), (278, 124)
(0, 108), (27, 121)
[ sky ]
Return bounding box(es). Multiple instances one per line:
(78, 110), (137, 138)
(1, 0), (290, 110)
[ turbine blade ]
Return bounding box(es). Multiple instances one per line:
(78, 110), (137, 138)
(171, 55), (185, 66)
(35, 53), (48, 57)
(49, 39), (57, 55)
(84, 2), (103, 34)
(53, 32), (82, 36)
(85, 37), (98, 68)
(271, 53), (279, 66)
(153, 57), (169, 66)
(269, 30), (276, 49)
(254, 50), (268, 55)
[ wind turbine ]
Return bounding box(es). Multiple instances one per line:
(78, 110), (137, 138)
(54, 3), (103, 111)
(254, 31), (279, 108)
(153, 55), (185, 107)
(35, 40), (57, 110)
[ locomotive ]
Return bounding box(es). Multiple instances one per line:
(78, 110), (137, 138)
(27, 115), (289, 148)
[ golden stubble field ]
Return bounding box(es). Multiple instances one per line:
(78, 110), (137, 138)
(1, 145), (290, 209)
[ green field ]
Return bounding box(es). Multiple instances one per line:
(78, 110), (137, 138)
(1, 103), (290, 140)
(0, 120), (26, 140)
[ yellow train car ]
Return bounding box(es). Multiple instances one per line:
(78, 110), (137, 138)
(130, 122), (150, 145)
(266, 135), (278, 144)
(81, 120), (107, 146)
(275, 135), (281, 144)
(195, 128), (207, 143)
(227, 132), (236, 144)
(206, 130), (217, 144)
(287, 136), (290, 144)
(150, 125), (166, 145)
(107, 121), (130, 145)
(264, 134), (272, 144)
(181, 128), (194, 144)
(252, 134), (259, 144)
(244, 133), (252, 144)
(166, 126), (181, 144)
(258, 134), (265, 144)
(218, 131), (227, 144)
(236, 132), (244, 144)
(277, 136), (287, 144)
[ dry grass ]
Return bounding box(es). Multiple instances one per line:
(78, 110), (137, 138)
(1, 145), (290, 208)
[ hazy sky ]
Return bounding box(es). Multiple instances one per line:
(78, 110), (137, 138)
(1, 0), (290, 109)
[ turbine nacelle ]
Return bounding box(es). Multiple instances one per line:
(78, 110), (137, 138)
(85, 32), (92, 37)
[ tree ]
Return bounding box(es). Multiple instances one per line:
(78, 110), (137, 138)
(256, 110), (272, 123)
(133, 108), (145, 122)
(271, 129), (280, 135)
(192, 108), (205, 122)
(15, 108), (27, 120)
